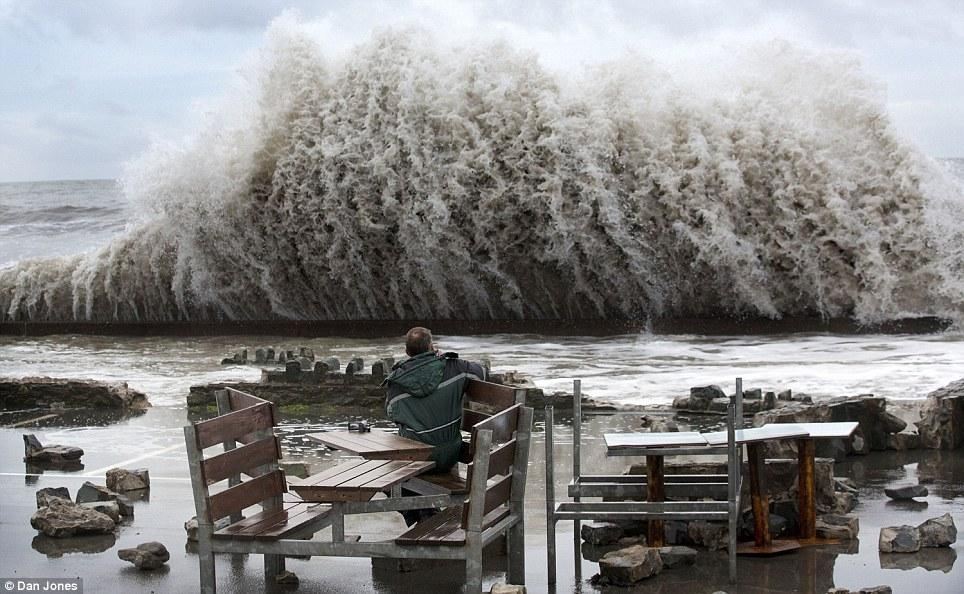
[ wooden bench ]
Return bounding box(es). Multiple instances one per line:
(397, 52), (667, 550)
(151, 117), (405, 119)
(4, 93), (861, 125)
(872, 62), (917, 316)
(184, 388), (332, 594)
(396, 402), (534, 591)
(402, 378), (526, 496)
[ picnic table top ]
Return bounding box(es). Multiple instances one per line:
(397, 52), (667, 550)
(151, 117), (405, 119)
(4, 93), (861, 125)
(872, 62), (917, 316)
(701, 424), (811, 445)
(769, 421), (859, 438)
(306, 430), (434, 461)
(290, 458), (436, 502)
(604, 431), (711, 449)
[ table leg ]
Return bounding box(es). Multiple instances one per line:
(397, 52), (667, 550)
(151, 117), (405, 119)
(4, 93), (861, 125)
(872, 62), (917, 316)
(331, 502), (345, 542)
(797, 438), (816, 540)
(647, 455), (665, 547)
(747, 442), (770, 548)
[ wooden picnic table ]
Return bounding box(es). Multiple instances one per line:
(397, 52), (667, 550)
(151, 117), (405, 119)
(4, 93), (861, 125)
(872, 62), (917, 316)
(307, 430), (435, 461)
(295, 430), (438, 542)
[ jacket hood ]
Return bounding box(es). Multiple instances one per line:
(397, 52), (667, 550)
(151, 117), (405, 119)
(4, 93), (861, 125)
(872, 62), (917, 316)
(384, 352), (444, 397)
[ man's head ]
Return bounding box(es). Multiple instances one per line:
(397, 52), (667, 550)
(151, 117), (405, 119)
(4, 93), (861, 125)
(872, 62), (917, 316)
(405, 327), (434, 357)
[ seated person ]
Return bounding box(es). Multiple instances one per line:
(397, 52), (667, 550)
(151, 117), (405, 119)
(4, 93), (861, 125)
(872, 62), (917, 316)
(383, 326), (486, 524)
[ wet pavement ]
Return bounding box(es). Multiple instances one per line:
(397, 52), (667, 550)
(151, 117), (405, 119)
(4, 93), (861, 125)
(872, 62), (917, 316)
(1, 408), (962, 593)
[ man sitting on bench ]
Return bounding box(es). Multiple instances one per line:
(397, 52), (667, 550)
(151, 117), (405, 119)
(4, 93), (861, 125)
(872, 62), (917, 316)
(383, 326), (486, 525)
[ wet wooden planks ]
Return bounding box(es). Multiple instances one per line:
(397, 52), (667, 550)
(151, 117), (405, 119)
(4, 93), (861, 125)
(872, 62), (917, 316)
(291, 459), (435, 502)
(306, 430), (434, 460)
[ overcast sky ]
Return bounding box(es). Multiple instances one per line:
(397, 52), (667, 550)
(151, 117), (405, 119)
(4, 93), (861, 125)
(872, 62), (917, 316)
(1, 0), (962, 182)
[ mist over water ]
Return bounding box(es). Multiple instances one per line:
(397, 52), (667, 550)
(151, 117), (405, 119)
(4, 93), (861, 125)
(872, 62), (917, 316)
(2, 22), (963, 323)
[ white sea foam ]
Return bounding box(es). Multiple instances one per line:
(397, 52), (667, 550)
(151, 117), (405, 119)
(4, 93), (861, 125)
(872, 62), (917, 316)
(1, 21), (962, 322)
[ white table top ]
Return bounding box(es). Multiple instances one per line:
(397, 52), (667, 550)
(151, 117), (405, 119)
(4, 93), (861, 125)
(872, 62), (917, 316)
(604, 431), (710, 449)
(701, 424), (810, 446)
(765, 421), (859, 439)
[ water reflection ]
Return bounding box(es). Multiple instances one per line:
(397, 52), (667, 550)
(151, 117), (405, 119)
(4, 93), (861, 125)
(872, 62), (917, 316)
(880, 548), (957, 573)
(32, 533), (116, 557)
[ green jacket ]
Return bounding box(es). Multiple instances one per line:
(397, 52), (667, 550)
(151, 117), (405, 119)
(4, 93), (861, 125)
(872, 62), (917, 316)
(383, 351), (486, 471)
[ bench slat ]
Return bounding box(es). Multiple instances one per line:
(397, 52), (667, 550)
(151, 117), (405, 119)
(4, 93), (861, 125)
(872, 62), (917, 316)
(207, 469), (286, 522)
(202, 436), (280, 485)
(226, 387), (268, 411)
(195, 402), (275, 450)
(214, 502), (331, 541)
(465, 380), (517, 412)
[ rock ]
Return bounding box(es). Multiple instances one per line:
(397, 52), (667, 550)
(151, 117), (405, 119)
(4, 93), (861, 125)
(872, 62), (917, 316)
(917, 378), (964, 449)
(275, 570), (299, 585)
(835, 478), (858, 494)
(778, 389), (793, 401)
(118, 541), (169, 570)
(831, 492), (858, 514)
(106, 468), (150, 492)
(23, 434), (84, 463)
(657, 545), (697, 568)
(856, 587), (892, 594)
(76, 481), (114, 504)
(677, 385), (725, 411)
(598, 545), (663, 585)
(581, 522), (624, 545)
(884, 485), (928, 500)
(649, 418), (679, 433)
(851, 433), (868, 455)
(886, 432), (920, 450)
(36, 487), (71, 508)
(490, 584), (525, 594)
(351, 357), (364, 371)
(743, 388), (762, 400)
(285, 360), (301, 380)
(917, 513), (956, 548)
(266, 348), (276, 361)
(79, 501), (120, 523)
(879, 411), (907, 434)
(1, 378), (150, 410)
(255, 348), (267, 364)
(816, 514), (859, 540)
(879, 525), (921, 553)
(663, 521), (691, 545)
(687, 521), (728, 550)
(184, 516), (230, 541)
(371, 360), (386, 381)
(296, 357), (313, 371)
(30, 497), (115, 537)
(113, 496), (134, 518)
(321, 357), (340, 372)
(826, 589), (850, 594)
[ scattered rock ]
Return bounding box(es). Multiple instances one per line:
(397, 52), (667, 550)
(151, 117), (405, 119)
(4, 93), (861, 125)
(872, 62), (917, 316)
(581, 522), (624, 545)
(118, 541), (170, 570)
(76, 481), (114, 504)
(879, 525), (921, 553)
(79, 501), (120, 523)
(884, 485), (928, 500)
(856, 587), (892, 594)
(275, 570), (299, 585)
(2, 378), (150, 410)
(916, 378), (964, 450)
(816, 514), (859, 540)
(598, 545), (663, 585)
(886, 432), (920, 451)
(657, 546), (697, 568)
(36, 487), (70, 508)
(831, 491), (858, 514)
(490, 584), (525, 594)
(917, 513), (957, 548)
(371, 360), (386, 380)
(30, 497), (115, 537)
(23, 434), (84, 463)
(687, 521), (728, 550)
(106, 468), (150, 492)
(184, 516), (230, 542)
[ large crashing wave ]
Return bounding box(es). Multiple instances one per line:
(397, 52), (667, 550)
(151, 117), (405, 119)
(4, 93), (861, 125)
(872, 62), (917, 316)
(2, 23), (963, 323)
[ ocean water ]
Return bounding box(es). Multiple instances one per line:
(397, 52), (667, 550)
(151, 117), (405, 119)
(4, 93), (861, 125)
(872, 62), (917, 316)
(2, 28), (964, 323)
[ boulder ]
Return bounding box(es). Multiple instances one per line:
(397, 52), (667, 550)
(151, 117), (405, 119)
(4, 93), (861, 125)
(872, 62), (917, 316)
(917, 378), (964, 449)
(830, 492), (858, 514)
(30, 497), (115, 537)
(79, 501), (120, 523)
(917, 513), (956, 548)
(351, 357), (364, 371)
(2, 378), (150, 410)
(687, 521), (728, 550)
(884, 485), (928, 500)
(106, 468), (150, 492)
(321, 357), (340, 372)
(371, 360), (386, 381)
(885, 432), (920, 451)
(581, 522), (624, 545)
(76, 481), (114, 504)
(598, 545), (663, 585)
(657, 546), (697, 568)
(184, 516), (230, 542)
(118, 541), (170, 570)
(816, 514), (859, 540)
(255, 348), (267, 364)
(285, 360), (301, 380)
(879, 525), (921, 553)
(275, 570), (299, 585)
(36, 487), (71, 508)
(23, 434), (84, 463)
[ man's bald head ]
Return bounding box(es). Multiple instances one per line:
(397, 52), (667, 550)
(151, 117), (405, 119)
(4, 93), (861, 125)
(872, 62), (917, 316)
(405, 327), (434, 357)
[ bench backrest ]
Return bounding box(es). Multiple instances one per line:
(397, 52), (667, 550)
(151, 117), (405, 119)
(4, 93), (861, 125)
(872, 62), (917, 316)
(461, 403), (533, 532)
(184, 388), (285, 524)
(459, 378), (526, 462)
